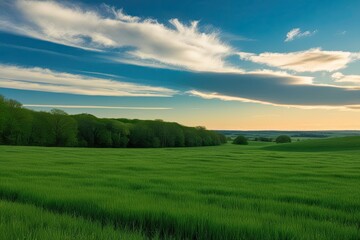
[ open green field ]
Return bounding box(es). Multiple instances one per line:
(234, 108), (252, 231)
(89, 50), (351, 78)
(0, 140), (360, 239)
(265, 136), (360, 152)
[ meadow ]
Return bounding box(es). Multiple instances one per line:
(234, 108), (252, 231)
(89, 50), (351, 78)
(0, 139), (359, 239)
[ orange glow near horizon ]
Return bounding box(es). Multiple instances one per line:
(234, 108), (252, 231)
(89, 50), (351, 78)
(166, 104), (360, 131)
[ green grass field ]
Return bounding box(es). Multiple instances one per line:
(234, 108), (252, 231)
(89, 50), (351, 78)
(265, 136), (360, 152)
(0, 200), (143, 240)
(0, 139), (359, 239)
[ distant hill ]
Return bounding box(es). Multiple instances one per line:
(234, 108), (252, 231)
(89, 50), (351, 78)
(264, 136), (360, 152)
(217, 130), (360, 139)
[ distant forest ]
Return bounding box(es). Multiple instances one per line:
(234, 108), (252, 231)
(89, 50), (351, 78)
(0, 96), (226, 148)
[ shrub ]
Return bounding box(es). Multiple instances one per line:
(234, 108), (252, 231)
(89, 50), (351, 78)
(275, 135), (292, 144)
(254, 137), (273, 142)
(233, 135), (248, 145)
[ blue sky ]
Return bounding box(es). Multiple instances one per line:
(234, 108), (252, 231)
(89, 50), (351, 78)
(0, 0), (359, 130)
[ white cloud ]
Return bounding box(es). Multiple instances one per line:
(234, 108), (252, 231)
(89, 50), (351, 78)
(0, 64), (176, 97)
(0, 43), (78, 59)
(332, 72), (360, 84)
(188, 90), (360, 110)
(247, 69), (314, 84)
(238, 48), (360, 72)
(2, 1), (356, 75)
(285, 28), (317, 42)
(188, 90), (274, 104)
(23, 104), (171, 110)
(0, 0), (237, 72)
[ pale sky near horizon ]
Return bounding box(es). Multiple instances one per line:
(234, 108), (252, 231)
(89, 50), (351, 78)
(0, 0), (359, 130)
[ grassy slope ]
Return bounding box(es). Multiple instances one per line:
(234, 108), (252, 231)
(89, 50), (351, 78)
(0, 143), (359, 239)
(264, 136), (360, 152)
(0, 200), (143, 240)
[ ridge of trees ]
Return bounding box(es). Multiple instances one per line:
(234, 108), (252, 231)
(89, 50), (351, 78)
(0, 96), (226, 148)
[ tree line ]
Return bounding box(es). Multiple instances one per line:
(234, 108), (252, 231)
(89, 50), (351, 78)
(0, 96), (226, 148)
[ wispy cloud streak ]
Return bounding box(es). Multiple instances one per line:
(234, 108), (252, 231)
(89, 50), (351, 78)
(188, 90), (360, 110)
(285, 28), (317, 42)
(0, 64), (176, 97)
(24, 104), (172, 110)
(238, 48), (360, 72)
(332, 72), (360, 84)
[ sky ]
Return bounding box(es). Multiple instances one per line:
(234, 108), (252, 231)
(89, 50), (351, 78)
(0, 0), (360, 130)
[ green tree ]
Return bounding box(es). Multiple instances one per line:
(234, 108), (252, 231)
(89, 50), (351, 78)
(74, 114), (100, 147)
(0, 95), (7, 144)
(29, 111), (55, 146)
(184, 128), (200, 147)
(129, 123), (158, 147)
(275, 135), (292, 144)
(50, 109), (77, 146)
(0, 96), (226, 148)
(2, 100), (33, 145)
(233, 135), (248, 145)
(96, 127), (113, 147)
(106, 120), (129, 147)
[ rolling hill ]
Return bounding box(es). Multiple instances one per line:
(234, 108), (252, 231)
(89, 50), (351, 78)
(264, 136), (360, 152)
